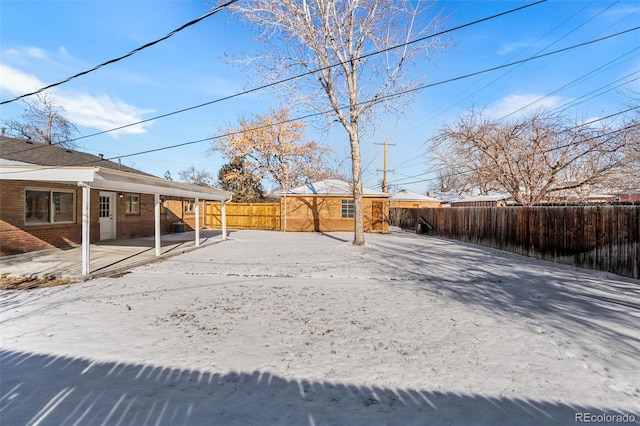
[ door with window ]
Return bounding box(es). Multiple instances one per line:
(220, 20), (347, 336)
(99, 191), (116, 240)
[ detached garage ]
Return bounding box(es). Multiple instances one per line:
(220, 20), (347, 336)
(279, 179), (390, 233)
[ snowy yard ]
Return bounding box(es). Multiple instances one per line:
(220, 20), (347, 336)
(1, 230), (639, 425)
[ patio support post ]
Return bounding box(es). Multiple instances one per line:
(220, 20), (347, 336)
(221, 200), (227, 240)
(195, 197), (200, 247)
(80, 183), (91, 276)
(154, 193), (161, 256)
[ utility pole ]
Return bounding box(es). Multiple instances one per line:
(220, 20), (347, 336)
(374, 141), (396, 192)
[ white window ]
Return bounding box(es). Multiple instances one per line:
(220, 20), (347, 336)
(99, 195), (110, 218)
(341, 199), (355, 219)
(125, 194), (140, 214)
(25, 189), (75, 224)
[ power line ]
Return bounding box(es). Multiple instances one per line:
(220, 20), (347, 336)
(550, 70), (640, 114)
(386, 122), (640, 189)
(387, 42), (638, 165)
(499, 46), (640, 120)
(0, 0), (239, 106)
(369, 26), (640, 106)
(1, 0), (549, 156)
(382, 0), (600, 143)
(4, 90), (636, 180)
(385, 106), (640, 187)
(3, 18), (636, 168)
(9, 21), (637, 167)
(73, 0), (548, 141)
(3, 27), (640, 176)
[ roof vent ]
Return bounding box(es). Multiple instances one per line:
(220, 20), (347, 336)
(99, 153), (104, 159)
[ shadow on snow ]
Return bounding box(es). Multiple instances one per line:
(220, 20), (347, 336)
(1, 349), (633, 426)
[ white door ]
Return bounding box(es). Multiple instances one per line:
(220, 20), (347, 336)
(99, 191), (116, 240)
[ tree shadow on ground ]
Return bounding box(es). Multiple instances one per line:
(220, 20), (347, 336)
(2, 349), (634, 426)
(367, 233), (640, 370)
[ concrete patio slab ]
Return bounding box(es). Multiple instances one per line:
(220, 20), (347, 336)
(0, 229), (227, 281)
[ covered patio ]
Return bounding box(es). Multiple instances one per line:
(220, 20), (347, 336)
(0, 165), (232, 277)
(0, 229), (228, 281)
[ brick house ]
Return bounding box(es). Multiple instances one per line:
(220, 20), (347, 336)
(279, 179), (390, 232)
(0, 135), (232, 275)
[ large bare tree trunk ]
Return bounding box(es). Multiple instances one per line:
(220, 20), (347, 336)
(348, 124), (365, 245)
(226, 0), (447, 244)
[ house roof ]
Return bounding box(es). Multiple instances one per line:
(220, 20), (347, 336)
(280, 179), (391, 197)
(429, 191), (466, 202)
(0, 136), (232, 201)
(0, 135), (150, 176)
(390, 189), (441, 202)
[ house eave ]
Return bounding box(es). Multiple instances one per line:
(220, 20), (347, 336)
(0, 165), (232, 201)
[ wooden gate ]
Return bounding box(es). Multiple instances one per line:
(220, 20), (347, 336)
(206, 202), (281, 230)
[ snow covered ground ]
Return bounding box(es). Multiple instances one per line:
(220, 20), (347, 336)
(1, 230), (639, 425)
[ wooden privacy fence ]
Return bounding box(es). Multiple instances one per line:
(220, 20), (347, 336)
(392, 206), (640, 279)
(206, 202), (281, 231)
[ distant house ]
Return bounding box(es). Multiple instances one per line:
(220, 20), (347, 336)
(279, 179), (390, 232)
(580, 167), (640, 204)
(0, 135), (232, 274)
(449, 194), (515, 207)
(390, 189), (441, 208)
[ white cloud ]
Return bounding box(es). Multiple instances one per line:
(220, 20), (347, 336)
(601, 4), (640, 19)
(484, 93), (566, 119)
(0, 64), (43, 94)
(61, 92), (153, 135)
(496, 41), (532, 56)
(25, 47), (47, 60)
(4, 46), (47, 60)
(0, 65), (153, 135)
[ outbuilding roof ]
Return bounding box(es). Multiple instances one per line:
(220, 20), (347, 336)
(280, 179), (390, 197)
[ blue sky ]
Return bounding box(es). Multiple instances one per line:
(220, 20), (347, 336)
(1, 0), (638, 194)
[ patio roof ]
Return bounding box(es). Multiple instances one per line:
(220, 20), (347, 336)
(0, 165), (232, 201)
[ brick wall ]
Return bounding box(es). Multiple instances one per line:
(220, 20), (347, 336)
(280, 196), (389, 233)
(1, 181), (85, 255)
(164, 199), (205, 232)
(0, 182), (173, 256)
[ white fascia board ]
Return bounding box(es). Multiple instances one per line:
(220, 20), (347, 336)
(93, 168), (232, 201)
(0, 165), (97, 183)
(0, 165), (232, 201)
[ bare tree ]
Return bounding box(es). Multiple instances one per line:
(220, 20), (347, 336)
(211, 107), (341, 191)
(2, 93), (79, 148)
(178, 166), (215, 187)
(223, 0), (446, 245)
(431, 109), (631, 205)
(589, 109), (640, 198)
